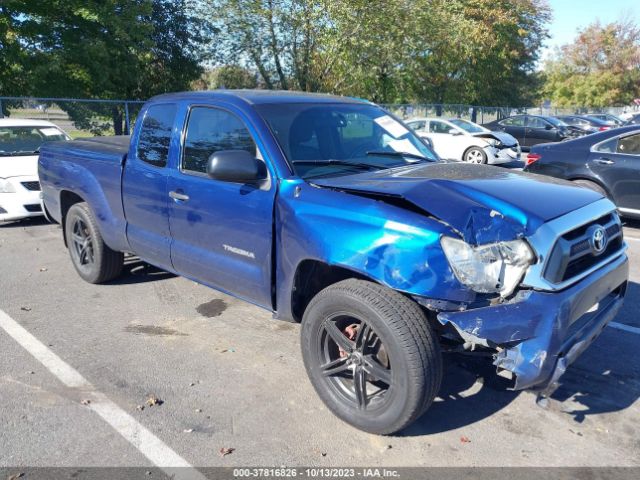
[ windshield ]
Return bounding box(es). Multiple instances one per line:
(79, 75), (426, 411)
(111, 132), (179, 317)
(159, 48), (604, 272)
(0, 126), (69, 156)
(449, 118), (487, 133)
(256, 103), (437, 179)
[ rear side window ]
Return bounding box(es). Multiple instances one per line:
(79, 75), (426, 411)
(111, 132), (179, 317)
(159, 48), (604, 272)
(182, 107), (256, 174)
(136, 104), (177, 167)
(500, 116), (524, 127)
(617, 134), (640, 155)
(596, 137), (617, 153)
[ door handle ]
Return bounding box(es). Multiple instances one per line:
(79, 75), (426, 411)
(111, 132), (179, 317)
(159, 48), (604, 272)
(594, 158), (615, 165)
(169, 191), (189, 201)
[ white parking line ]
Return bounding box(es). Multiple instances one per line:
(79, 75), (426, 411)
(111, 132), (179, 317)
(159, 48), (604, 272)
(0, 309), (205, 479)
(609, 321), (640, 335)
(624, 236), (640, 242)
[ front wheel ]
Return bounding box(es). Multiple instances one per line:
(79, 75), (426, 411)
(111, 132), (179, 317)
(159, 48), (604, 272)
(65, 202), (124, 283)
(463, 146), (487, 164)
(301, 279), (442, 435)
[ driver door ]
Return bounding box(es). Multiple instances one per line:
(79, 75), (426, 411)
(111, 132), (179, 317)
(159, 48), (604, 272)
(167, 105), (275, 308)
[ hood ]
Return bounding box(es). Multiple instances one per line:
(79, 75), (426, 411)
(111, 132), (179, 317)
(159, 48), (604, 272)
(471, 131), (518, 146)
(312, 162), (603, 244)
(0, 155), (39, 178)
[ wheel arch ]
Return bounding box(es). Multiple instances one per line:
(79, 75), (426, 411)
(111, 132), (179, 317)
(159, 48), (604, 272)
(566, 175), (613, 199)
(290, 259), (377, 323)
(59, 190), (86, 247)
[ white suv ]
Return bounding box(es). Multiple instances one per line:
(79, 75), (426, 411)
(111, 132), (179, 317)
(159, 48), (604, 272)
(0, 119), (70, 222)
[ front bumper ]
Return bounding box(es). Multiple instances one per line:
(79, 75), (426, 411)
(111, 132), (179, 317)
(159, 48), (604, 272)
(437, 252), (628, 395)
(0, 176), (43, 222)
(485, 144), (521, 165)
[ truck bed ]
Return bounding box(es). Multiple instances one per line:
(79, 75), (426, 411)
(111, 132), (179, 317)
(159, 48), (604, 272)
(38, 136), (132, 253)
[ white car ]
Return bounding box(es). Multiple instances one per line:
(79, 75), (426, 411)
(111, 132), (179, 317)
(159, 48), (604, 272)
(0, 119), (70, 222)
(406, 117), (521, 164)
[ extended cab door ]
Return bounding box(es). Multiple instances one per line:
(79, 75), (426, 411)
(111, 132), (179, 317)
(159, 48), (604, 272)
(122, 103), (178, 271)
(167, 105), (275, 308)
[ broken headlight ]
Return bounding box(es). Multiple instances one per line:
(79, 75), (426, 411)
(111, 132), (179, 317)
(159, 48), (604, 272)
(441, 237), (534, 297)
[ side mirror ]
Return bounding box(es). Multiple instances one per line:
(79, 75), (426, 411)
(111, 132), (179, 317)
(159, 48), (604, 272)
(206, 150), (267, 183)
(448, 129), (462, 136)
(545, 124), (554, 130)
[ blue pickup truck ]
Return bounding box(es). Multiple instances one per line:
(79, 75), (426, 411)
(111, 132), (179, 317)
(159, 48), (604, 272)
(39, 91), (628, 434)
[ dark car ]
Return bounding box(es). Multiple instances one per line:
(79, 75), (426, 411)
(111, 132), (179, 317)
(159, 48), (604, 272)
(483, 114), (574, 149)
(524, 125), (640, 219)
(554, 115), (611, 134)
(624, 113), (640, 125)
(586, 113), (625, 127)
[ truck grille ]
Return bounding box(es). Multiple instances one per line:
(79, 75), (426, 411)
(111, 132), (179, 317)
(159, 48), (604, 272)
(543, 213), (624, 284)
(21, 181), (41, 191)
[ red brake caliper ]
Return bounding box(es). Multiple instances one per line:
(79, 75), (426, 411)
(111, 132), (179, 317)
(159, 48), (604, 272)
(339, 324), (358, 358)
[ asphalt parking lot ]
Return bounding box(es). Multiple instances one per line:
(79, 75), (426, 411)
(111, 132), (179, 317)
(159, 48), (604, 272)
(1, 217), (639, 470)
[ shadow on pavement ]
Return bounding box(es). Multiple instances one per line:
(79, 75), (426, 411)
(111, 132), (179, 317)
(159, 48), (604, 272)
(0, 216), (51, 228)
(399, 354), (520, 436)
(104, 256), (176, 285)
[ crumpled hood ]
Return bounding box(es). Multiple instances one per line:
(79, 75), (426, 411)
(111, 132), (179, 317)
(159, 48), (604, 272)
(0, 155), (39, 178)
(471, 131), (518, 146)
(312, 162), (603, 244)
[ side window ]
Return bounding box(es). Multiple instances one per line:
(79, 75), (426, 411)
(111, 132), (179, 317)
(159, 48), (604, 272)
(526, 117), (547, 128)
(137, 104), (177, 168)
(500, 116), (524, 127)
(617, 134), (640, 155)
(596, 137), (618, 153)
(182, 107), (257, 174)
(407, 121), (424, 131)
(429, 121), (450, 134)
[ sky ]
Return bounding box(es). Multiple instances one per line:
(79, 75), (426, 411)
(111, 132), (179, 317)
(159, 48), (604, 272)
(543, 0), (640, 59)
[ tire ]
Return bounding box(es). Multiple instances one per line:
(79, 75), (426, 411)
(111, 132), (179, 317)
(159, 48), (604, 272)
(572, 179), (608, 197)
(463, 146), (487, 164)
(65, 202), (124, 283)
(300, 279), (442, 435)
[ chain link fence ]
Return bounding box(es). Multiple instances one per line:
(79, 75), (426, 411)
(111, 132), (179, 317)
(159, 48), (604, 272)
(0, 97), (145, 138)
(1, 96), (638, 137)
(382, 103), (638, 123)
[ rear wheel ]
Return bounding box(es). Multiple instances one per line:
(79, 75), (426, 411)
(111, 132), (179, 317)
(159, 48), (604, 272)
(65, 202), (123, 283)
(301, 279), (442, 435)
(463, 147), (487, 164)
(572, 179), (608, 197)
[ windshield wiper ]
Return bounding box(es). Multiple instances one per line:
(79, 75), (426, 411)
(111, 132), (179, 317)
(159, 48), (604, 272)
(291, 159), (387, 170)
(365, 150), (431, 161)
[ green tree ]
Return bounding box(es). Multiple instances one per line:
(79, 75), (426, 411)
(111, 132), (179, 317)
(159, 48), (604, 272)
(542, 19), (640, 107)
(199, 65), (259, 89)
(2, 0), (211, 133)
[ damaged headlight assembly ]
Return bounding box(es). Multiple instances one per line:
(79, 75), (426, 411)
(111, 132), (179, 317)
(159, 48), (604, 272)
(441, 237), (534, 297)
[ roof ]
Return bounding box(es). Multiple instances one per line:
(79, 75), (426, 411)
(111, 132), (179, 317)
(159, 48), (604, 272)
(150, 89), (371, 105)
(0, 118), (61, 128)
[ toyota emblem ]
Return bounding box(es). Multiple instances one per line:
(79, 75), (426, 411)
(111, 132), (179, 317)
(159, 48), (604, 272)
(590, 226), (608, 255)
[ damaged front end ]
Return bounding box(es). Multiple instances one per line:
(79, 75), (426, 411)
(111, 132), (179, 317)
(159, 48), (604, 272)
(436, 240), (628, 397)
